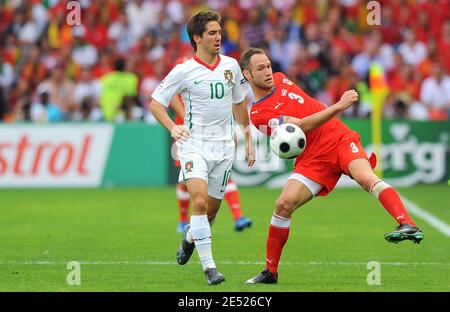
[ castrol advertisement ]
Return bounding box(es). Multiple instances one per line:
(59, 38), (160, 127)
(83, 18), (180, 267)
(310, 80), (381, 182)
(0, 125), (113, 187)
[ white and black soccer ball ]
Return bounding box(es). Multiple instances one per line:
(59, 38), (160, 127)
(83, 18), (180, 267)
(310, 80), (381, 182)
(270, 123), (306, 159)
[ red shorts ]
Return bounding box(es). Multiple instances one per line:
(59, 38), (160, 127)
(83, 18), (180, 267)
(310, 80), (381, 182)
(293, 131), (368, 196)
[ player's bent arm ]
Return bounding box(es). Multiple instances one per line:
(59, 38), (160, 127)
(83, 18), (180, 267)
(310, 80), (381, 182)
(284, 89), (358, 133)
(149, 99), (176, 132)
(284, 105), (341, 133)
(232, 97), (256, 166)
(232, 97), (251, 137)
(150, 99), (190, 141)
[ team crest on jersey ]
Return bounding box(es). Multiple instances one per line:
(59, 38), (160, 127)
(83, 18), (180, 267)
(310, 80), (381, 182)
(224, 70), (235, 87)
(282, 78), (293, 86)
(268, 118), (280, 129)
(281, 89), (288, 96)
(185, 161), (193, 173)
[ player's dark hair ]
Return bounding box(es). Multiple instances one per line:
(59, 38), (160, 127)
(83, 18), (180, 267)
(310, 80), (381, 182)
(239, 48), (265, 75)
(187, 11), (221, 51)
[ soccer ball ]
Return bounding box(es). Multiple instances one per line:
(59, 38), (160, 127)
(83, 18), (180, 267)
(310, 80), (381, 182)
(270, 123), (306, 159)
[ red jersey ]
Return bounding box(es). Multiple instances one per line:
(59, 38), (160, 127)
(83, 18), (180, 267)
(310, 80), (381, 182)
(250, 72), (352, 161)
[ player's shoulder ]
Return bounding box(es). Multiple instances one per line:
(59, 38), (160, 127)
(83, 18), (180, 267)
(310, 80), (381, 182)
(174, 58), (195, 71)
(219, 54), (240, 67)
(273, 72), (294, 86)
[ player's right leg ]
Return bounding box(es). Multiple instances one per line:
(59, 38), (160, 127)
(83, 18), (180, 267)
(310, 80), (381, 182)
(246, 176), (318, 284)
(347, 158), (424, 244)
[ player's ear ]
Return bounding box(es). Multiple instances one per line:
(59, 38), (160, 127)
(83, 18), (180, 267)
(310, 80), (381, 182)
(243, 69), (251, 81)
(193, 34), (201, 45)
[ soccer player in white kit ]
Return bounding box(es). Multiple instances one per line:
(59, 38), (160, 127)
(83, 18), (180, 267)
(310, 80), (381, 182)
(149, 11), (255, 285)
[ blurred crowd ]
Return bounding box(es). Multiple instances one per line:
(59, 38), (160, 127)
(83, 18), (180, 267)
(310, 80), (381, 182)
(0, 0), (450, 123)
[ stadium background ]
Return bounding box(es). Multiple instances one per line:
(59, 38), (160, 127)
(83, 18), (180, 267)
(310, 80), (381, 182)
(0, 0), (449, 292)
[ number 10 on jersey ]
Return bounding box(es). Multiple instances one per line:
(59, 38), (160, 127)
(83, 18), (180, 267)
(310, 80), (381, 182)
(210, 82), (224, 99)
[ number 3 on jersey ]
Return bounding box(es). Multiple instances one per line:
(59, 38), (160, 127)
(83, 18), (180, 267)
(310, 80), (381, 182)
(350, 142), (359, 153)
(210, 82), (224, 99)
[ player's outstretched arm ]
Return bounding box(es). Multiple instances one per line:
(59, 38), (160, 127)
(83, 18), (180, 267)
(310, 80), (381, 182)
(149, 99), (189, 142)
(283, 90), (359, 133)
(232, 98), (256, 166)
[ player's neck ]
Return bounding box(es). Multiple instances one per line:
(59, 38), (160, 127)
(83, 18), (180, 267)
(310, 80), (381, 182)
(195, 50), (219, 66)
(252, 86), (275, 103)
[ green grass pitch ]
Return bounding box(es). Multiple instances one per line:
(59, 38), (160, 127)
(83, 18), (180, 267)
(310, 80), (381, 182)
(0, 185), (449, 291)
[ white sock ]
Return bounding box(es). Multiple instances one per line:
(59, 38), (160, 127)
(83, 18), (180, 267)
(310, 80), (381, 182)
(370, 180), (391, 198)
(186, 217), (215, 243)
(271, 214), (291, 228)
(190, 215), (215, 270)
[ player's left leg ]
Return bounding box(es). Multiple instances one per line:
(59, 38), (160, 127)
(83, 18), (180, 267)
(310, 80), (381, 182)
(348, 158), (424, 244)
(178, 196), (220, 268)
(246, 177), (317, 284)
(224, 178), (252, 231)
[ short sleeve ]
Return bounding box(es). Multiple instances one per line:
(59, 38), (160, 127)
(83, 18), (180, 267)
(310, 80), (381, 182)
(232, 61), (247, 104)
(151, 65), (184, 107)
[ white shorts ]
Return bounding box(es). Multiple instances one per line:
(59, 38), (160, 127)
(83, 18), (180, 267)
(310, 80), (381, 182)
(178, 153), (234, 200)
(288, 173), (323, 196)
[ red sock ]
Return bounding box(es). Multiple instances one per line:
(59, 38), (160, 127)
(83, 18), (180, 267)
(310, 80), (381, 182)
(224, 179), (243, 221)
(266, 215), (291, 275)
(176, 183), (190, 223)
(372, 181), (416, 226)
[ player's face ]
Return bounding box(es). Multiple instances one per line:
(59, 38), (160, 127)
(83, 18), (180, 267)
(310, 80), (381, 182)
(248, 54), (274, 90)
(198, 21), (221, 55)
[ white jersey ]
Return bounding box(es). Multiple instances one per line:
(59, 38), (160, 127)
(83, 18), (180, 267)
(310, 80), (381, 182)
(152, 55), (247, 146)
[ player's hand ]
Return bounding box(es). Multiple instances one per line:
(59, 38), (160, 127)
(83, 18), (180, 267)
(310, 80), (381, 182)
(171, 125), (190, 142)
(245, 139), (256, 167)
(337, 90), (359, 111)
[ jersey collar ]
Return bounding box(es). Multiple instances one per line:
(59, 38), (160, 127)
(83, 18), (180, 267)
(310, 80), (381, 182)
(193, 54), (221, 71)
(253, 87), (277, 105)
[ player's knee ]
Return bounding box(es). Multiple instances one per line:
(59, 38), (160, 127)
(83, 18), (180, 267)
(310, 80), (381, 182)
(275, 197), (296, 218)
(192, 196), (207, 212)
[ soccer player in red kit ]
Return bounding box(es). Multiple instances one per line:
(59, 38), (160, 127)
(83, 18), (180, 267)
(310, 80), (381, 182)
(239, 48), (424, 284)
(171, 94), (252, 233)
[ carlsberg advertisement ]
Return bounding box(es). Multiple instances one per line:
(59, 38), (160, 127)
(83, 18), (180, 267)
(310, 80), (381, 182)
(0, 120), (447, 188)
(232, 120), (450, 188)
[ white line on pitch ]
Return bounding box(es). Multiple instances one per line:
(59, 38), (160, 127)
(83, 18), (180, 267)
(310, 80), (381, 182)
(402, 196), (450, 237)
(0, 260), (449, 266)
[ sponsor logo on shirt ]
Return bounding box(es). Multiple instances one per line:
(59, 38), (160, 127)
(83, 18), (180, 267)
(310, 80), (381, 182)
(282, 78), (293, 86)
